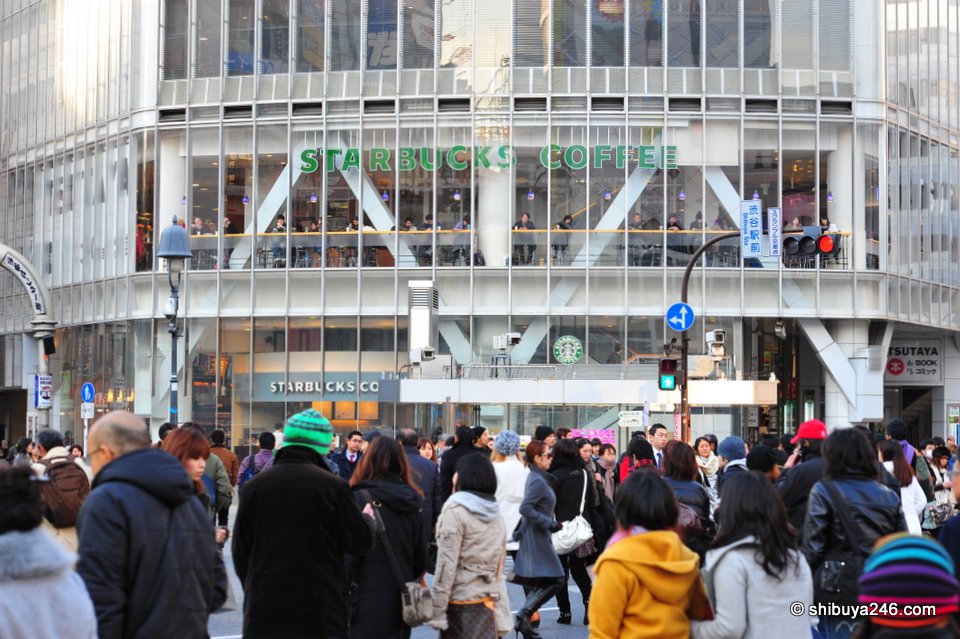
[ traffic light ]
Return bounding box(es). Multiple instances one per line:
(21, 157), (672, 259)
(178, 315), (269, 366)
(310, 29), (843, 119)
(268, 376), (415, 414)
(783, 231), (835, 258)
(658, 357), (678, 391)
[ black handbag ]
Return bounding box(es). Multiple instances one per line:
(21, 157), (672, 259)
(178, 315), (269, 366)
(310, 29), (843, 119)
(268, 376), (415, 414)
(813, 481), (863, 607)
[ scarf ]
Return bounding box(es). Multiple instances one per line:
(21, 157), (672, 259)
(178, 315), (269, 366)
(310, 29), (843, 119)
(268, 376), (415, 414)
(606, 525), (649, 550)
(697, 452), (719, 477)
(597, 457), (617, 501)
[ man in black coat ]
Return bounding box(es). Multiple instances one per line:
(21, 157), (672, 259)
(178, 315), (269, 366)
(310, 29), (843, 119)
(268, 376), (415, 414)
(439, 425), (479, 503)
(398, 428), (442, 548)
(232, 409), (374, 639)
(77, 412), (226, 639)
(777, 419), (828, 531)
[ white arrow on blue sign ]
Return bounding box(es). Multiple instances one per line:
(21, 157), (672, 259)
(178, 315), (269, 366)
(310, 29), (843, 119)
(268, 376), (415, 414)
(666, 302), (696, 332)
(81, 382), (95, 404)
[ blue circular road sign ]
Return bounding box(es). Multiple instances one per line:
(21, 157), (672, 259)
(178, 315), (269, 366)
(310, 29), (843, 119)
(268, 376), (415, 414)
(81, 382), (95, 403)
(666, 302), (696, 332)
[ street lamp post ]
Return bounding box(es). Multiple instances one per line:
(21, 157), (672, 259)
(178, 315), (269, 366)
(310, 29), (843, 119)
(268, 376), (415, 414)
(156, 217), (192, 426)
(679, 231), (740, 442)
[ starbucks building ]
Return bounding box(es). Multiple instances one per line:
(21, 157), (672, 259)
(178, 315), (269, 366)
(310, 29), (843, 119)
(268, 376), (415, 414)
(0, 0), (958, 447)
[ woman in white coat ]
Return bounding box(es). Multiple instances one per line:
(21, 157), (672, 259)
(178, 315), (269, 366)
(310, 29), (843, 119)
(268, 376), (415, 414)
(878, 440), (928, 534)
(691, 471), (815, 639)
(0, 467), (97, 639)
(491, 431), (528, 554)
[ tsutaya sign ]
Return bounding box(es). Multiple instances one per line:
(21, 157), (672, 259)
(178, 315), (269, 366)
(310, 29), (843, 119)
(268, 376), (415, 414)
(299, 145), (679, 173)
(884, 339), (943, 386)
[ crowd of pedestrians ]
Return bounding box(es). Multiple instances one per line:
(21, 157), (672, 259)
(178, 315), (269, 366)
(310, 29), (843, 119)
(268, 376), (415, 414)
(6, 414), (960, 638)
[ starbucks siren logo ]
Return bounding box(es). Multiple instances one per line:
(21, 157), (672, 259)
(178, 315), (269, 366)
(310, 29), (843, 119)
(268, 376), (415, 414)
(553, 335), (583, 365)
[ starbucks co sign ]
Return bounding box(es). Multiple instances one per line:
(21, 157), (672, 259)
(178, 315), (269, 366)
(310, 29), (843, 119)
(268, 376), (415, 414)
(553, 336), (583, 365)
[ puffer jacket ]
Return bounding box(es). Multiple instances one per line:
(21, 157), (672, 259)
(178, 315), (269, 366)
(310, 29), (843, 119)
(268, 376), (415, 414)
(801, 475), (907, 569)
(662, 476), (710, 520)
(77, 448), (226, 639)
(431, 491), (511, 635)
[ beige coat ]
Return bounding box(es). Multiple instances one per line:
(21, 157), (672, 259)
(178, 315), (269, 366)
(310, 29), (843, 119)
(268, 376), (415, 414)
(431, 494), (512, 636)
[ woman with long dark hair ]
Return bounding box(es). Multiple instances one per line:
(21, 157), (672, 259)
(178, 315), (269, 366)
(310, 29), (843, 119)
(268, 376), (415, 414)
(550, 439), (598, 626)
(877, 440), (927, 534)
(691, 471), (815, 638)
(662, 440), (713, 561)
(802, 428), (906, 639)
(349, 436), (426, 639)
(512, 440), (564, 639)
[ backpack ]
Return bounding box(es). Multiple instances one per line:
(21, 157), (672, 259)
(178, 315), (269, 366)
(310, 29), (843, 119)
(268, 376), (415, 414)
(39, 457), (90, 528)
(238, 455), (259, 490)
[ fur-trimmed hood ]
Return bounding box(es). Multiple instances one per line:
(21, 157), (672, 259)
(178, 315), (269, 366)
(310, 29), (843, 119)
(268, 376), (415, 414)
(0, 527), (75, 583)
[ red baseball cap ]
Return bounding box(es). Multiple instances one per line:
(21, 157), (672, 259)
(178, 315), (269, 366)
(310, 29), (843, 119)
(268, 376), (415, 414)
(790, 419), (828, 444)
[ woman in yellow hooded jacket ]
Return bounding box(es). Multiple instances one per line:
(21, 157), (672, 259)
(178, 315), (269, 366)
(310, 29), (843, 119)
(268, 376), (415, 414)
(588, 471), (713, 639)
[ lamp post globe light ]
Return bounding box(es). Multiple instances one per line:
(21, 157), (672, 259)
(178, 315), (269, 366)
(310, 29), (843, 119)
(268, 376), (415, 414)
(156, 216), (192, 425)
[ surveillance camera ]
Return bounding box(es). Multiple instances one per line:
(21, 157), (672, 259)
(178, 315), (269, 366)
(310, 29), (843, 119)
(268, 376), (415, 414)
(163, 296), (178, 320)
(706, 329), (725, 345)
(506, 332), (522, 345)
(421, 346), (436, 361)
(774, 321), (787, 340)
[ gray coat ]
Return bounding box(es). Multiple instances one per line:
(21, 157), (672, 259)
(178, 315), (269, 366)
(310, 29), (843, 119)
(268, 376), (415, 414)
(514, 467), (564, 579)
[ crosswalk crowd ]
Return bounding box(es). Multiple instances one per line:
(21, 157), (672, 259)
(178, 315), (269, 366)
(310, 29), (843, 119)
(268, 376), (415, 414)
(2, 410), (960, 639)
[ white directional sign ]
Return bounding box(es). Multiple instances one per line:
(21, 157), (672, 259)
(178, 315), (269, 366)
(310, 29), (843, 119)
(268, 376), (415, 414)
(740, 200), (762, 257)
(81, 402), (95, 419)
(768, 207), (782, 257)
(666, 302), (695, 332)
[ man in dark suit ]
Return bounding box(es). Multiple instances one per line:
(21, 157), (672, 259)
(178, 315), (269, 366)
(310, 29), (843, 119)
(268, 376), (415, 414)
(397, 429), (442, 564)
(330, 430), (364, 482)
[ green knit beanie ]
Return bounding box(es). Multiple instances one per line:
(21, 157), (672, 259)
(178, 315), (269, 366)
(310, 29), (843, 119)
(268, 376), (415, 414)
(282, 409), (333, 457)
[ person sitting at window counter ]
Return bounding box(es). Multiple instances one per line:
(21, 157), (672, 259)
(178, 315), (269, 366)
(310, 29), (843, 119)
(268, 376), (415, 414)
(341, 217), (360, 267)
(269, 214), (287, 266)
(417, 214), (440, 266)
(666, 215), (683, 231)
(552, 215), (574, 264)
(512, 213), (537, 265)
(453, 216), (471, 266)
(785, 217), (803, 232)
(627, 213), (646, 267)
(689, 212), (703, 231)
(819, 216), (841, 261)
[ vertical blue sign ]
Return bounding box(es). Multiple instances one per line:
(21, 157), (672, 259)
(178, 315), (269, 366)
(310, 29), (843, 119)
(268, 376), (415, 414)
(740, 200), (762, 257)
(768, 207), (782, 257)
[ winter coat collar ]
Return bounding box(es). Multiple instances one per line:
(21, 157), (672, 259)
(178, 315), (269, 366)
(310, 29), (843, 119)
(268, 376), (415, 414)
(0, 528), (75, 583)
(274, 445), (327, 469)
(354, 479), (423, 514)
(446, 491), (500, 522)
(703, 535), (761, 571)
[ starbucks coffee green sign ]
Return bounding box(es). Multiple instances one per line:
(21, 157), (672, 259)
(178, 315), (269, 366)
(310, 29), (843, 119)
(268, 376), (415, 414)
(553, 335), (584, 365)
(299, 145), (678, 174)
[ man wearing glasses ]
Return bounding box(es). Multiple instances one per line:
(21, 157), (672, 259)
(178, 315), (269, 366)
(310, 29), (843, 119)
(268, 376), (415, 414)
(330, 430), (365, 482)
(76, 412), (226, 637)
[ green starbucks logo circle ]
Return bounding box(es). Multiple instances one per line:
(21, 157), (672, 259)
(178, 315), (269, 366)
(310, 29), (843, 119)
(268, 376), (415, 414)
(553, 335), (583, 365)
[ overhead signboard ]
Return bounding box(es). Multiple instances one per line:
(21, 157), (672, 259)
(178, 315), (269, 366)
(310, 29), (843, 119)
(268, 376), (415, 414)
(884, 339), (943, 386)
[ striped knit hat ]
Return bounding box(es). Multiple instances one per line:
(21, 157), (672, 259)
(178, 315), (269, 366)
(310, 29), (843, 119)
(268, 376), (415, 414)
(858, 533), (960, 629)
(281, 409), (333, 457)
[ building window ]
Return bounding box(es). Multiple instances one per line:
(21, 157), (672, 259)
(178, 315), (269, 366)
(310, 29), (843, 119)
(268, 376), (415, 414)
(164, 0), (188, 80)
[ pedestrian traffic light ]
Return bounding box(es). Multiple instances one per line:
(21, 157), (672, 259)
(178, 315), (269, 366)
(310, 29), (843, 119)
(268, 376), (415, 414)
(782, 230), (835, 258)
(658, 358), (678, 391)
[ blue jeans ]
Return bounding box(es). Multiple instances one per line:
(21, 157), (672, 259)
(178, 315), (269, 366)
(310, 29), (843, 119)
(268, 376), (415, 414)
(819, 616), (859, 639)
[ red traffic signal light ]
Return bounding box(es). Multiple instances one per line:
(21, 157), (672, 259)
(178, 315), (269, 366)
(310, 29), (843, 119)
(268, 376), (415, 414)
(658, 358), (678, 391)
(783, 231), (835, 257)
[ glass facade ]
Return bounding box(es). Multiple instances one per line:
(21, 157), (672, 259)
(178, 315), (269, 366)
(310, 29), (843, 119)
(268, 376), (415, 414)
(0, 0), (957, 443)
